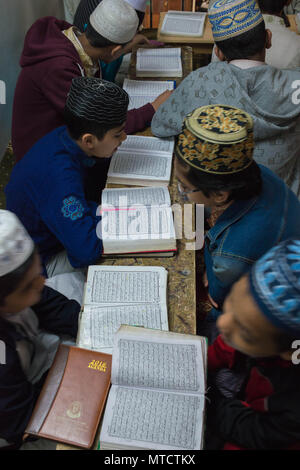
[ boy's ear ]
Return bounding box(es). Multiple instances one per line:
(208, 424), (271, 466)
(265, 29), (272, 50)
(80, 133), (99, 150)
(214, 190), (230, 205)
(214, 45), (226, 62)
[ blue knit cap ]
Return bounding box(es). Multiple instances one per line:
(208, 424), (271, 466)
(208, 0), (264, 41)
(249, 239), (300, 336)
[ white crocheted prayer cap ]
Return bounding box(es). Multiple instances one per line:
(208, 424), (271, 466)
(0, 210), (34, 277)
(125, 0), (148, 12)
(90, 0), (139, 44)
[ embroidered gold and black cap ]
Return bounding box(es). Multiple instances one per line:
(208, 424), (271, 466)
(175, 104), (254, 174)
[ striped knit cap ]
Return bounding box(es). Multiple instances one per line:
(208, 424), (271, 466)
(65, 77), (129, 126)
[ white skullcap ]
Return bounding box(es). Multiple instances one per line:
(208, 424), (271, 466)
(90, 0), (139, 44)
(0, 210), (34, 277)
(124, 0), (148, 12)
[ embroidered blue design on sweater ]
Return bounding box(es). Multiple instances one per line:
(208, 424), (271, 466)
(61, 196), (84, 221)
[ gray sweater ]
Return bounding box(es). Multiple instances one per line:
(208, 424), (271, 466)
(151, 61), (300, 197)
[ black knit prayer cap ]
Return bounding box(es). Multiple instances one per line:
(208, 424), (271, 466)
(65, 77), (129, 127)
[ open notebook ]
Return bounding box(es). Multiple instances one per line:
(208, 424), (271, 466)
(77, 266), (169, 355)
(99, 325), (207, 450)
(99, 186), (177, 257)
(107, 135), (174, 187)
(136, 47), (182, 77)
(161, 11), (207, 37)
(123, 78), (175, 110)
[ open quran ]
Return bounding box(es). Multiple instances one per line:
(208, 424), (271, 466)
(107, 135), (174, 187)
(136, 47), (182, 78)
(77, 266), (169, 355)
(123, 78), (175, 110)
(160, 11), (206, 37)
(99, 186), (177, 257)
(98, 325), (207, 450)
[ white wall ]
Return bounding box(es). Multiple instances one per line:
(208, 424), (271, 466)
(0, 0), (66, 159)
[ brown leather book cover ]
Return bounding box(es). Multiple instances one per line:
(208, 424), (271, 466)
(24, 344), (112, 449)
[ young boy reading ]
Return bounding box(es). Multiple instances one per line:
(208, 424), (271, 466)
(12, 0), (171, 161)
(6, 77), (129, 277)
(174, 104), (300, 324)
(0, 210), (81, 449)
(151, 0), (300, 197)
(206, 239), (300, 449)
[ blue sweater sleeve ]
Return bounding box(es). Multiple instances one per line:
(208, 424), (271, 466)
(37, 160), (103, 268)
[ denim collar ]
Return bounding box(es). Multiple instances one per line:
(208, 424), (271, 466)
(206, 196), (258, 243)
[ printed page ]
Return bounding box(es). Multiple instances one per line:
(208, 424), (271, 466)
(123, 78), (174, 96)
(111, 326), (206, 395)
(77, 303), (169, 353)
(137, 48), (181, 73)
(107, 151), (172, 182)
(100, 205), (176, 243)
(123, 79), (174, 109)
(161, 11), (206, 36)
(100, 385), (204, 450)
(117, 135), (174, 154)
(84, 266), (167, 306)
(101, 186), (171, 208)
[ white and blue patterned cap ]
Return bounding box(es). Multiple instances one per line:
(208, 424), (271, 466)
(249, 240), (300, 336)
(208, 0), (264, 41)
(0, 210), (34, 277)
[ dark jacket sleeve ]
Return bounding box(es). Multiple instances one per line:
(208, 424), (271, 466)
(125, 103), (155, 134)
(207, 388), (300, 450)
(32, 285), (81, 338)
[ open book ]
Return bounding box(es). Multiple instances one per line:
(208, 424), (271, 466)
(161, 11), (207, 37)
(136, 47), (182, 77)
(99, 325), (207, 450)
(99, 186), (177, 257)
(107, 135), (174, 186)
(123, 78), (175, 110)
(77, 266), (169, 355)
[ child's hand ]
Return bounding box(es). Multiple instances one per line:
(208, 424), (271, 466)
(151, 90), (173, 111)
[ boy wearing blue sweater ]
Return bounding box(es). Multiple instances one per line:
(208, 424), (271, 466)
(6, 77), (129, 277)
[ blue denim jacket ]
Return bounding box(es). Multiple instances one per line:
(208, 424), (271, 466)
(204, 165), (300, 320)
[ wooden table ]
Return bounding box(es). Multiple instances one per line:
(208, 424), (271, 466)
(57, 47), (197, 450)
(157, 12), (214, 54)
(157, 13), (299, 55)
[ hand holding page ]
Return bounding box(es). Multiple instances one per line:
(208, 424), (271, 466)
(123, 78), (175, 110)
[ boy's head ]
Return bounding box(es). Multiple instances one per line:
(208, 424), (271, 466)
(218, 239), (300, 360)
(175, 104), (262, 207)
(208, 0), (272, 61)
(84, 0), (139, 62)
(0, 210), (45, 314)
(64, 77), (129, 158)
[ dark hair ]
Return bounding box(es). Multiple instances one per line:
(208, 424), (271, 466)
(0, 247), (37, 306)
(136, 10), (145, 28)
(176, 157), (262, 203)
(215, 20), (267, 61)
(64, 106), (122, 141)
(257, 0), (287, 14)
